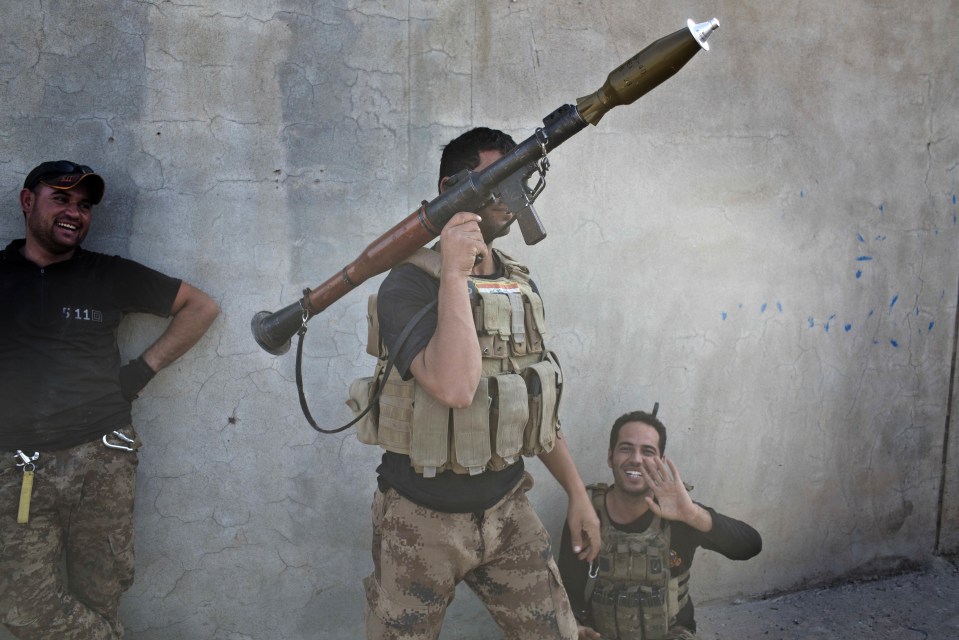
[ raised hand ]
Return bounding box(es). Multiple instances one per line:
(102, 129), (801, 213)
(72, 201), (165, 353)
(641, 456), (713, 532)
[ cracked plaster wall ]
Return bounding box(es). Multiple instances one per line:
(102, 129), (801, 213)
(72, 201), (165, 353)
(1, 1), (958, 638)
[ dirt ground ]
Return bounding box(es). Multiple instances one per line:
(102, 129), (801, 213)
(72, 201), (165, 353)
(696, 555), (959, 639)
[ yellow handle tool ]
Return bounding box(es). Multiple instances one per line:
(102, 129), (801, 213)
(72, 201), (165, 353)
(17, 469), (34, 524)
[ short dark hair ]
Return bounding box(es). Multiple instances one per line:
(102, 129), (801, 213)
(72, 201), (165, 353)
(608, 410), (667, 455)
(438, 127), (516, 192)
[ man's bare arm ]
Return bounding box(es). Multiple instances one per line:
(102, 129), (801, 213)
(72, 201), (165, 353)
(539, 434), (601, 562)
(408, 212), (487, 408)
(141, 282), (219, 372)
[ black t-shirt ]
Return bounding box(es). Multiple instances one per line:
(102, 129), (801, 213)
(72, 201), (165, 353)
(0, 240), (182, 450)
(558, 492), (763, 633)
(374, 260), (528, 513)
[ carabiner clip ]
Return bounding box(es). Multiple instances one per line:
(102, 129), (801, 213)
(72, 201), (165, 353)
(102, 430), (139, 452)
(15, 450), (39, 472)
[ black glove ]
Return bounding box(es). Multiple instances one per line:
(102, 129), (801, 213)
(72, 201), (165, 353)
(119, 355), (156, 402)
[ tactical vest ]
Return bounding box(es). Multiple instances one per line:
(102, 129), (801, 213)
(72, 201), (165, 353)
(585, 484), (690, 640)
(347, 247), (562, 477)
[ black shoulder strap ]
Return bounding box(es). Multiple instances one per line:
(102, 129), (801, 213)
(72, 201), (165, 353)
(295, 299), (438, 434)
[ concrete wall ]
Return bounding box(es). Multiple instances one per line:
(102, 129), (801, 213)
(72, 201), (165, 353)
(2, 1), (957, 638)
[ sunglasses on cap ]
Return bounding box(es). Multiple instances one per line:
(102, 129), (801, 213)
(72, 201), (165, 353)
(23, 160), (105, 204)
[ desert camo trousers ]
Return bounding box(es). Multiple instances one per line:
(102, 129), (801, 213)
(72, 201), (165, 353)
(364, 472), (578, 640)
(0, 428), (138, 640)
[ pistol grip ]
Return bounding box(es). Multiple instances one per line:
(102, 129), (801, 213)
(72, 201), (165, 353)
(515, 206), (547, 245)
(498, 170), (547, 245)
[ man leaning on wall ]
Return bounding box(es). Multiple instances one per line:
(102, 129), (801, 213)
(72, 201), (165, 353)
(0, 161), (219, 639)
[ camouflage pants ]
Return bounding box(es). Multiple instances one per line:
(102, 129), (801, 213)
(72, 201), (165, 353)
(0, 429), (139, 639)
(364, 472), (578, 640)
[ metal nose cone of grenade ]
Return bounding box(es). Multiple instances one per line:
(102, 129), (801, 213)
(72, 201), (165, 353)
(688, 18), (721, 51)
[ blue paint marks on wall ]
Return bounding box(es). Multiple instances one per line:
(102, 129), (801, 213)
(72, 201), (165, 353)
(854, 228), (874, 279)
(719, 299), (923, 347)
(715, 203), (943, 346)
(824, 314), (836, 332)
(711, 194), (953, 347)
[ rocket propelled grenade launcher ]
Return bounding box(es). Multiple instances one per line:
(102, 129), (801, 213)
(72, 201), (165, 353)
(252, 18), (720, 355)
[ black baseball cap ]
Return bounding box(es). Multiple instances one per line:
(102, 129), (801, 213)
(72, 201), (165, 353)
(23, 161), (105, 205)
